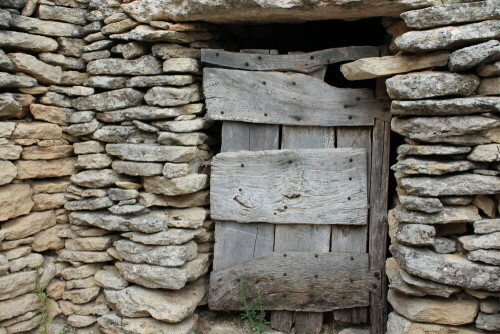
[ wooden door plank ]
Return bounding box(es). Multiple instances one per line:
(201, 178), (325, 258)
(209, 252), (381, 312)
(213, 122), (279, 271)
(204, 68), (389, 126)
(332, 127), (372, 324)
(210, 148), (368, 225)
(271, 126), (336, 334)
(201, 46), (379, 73)
(369, 119), (390, 334)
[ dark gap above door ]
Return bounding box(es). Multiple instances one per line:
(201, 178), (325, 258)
(216, 18), (387, 88)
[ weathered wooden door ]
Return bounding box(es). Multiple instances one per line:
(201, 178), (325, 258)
(202, 47), (390, 334)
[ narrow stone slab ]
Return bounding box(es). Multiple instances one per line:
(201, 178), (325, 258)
(397, 144), (471, 156)
(106, 144), (198, 162)
(478, 77), (500, 95)
(15, 158), (76, 179)
(0, 184), (34, 222)
(9, 15), (84, 38)
(110, 25), (215, 43)
(98, 313), (198, 334)
(0, 72), (38, 88)
(399, 195), (443, 213)
(459, 232), (500, 251)
(386, 72), (479, 99)
(477, 60), (500, 77)
(401, 1), (500, 29)
(393, 205), (480, 224)
(391, 115), (500, 145)
(393, 157), (483, 175)
(96, 104), (202, 122)
(468, 144), (500, 162)
(468, 249), (500, 265)
(391, 243), (500, 291)
(0, 30), (58, 52)
(143, 174), (209, 196)
(391, 97), (500, 116)
(396, 223), (435, 246)
(388, 290), (479, 326)
(111, 161), (163, 176)
(87, 56), (162, 76)
(116, 254), (209, 290)
(401, 174), (500, 196)
(71, 169), (132, 188)
(73, 88), (144, 111)
(126, 75), (195, 87)
(395, 20), (500, 53)
(449, 40), (500, 72)
(387, 312), (480, 334)
(474, 219), (500, 234)
(340, 52), (449, 80)
(1, 210), (56, 240)
(69, 211), (171, 233)
(399, 268), (460, 297)
(104, 278), (206, 323)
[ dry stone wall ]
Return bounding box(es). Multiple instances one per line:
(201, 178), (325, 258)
(0, 0), (218, 332)
(1, 0), (499, 333)
(343, 1), (500, 332)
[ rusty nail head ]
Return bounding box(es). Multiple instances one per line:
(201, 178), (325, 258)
(258, 56), (262, 60)
(240, 163), (244, 167)
(374, 272), (380, 277)
(221, 111), (224, 114)
(264, 113), (268, 116)
(349, 177), (352, 181)
(310, 55), (314, 60)
(288, 160), (293, 164)
(315, 254), (318, 258)
(297, 116), (302, 121)
(284, 205), (288, 209)
(314, 274), (318, 278)
(349, 158), (353, 162)
(343, 104), (348, 108)
(348, 197), (351, 201)
(216, 52), (219, 56)
(245, 62), (249, 66)
(356, 97), (361, 101)
(372, 284), (377, 289)
(283, 273), (287, 276)
(350, 257), (354, 260)
(348, 116), (352, 120)
(263, 81), (266, 85)
(292, 82), (296, 85)
(284, 253), (287, 257)
(239, 188), (242, 191)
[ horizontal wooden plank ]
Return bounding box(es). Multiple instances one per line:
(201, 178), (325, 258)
(209, 252), (380, 312)
(201, 47), (380, 73)
(203, 68), (389, 126)
(210, 148), (368, 225)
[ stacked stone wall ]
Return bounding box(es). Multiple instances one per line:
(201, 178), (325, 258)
(0, 0), (219, 332)
(344, 1), (500, 332)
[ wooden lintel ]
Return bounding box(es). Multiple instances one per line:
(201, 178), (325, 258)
(204, 68), (388, 127)
(201, 47), (380, 73)
(209, 252), (380, 312)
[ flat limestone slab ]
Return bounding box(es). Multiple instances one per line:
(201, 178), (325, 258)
(211, 148), (368, 225)
(121, 0), (440, 23)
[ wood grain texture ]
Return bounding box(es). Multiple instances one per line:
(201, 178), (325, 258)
(213, 121), (279, 271)
(369, 119), (390, 334)
(209, 252), (381, 312)
(273, 125), (336, 334)
(204, 68), (389, 126)
(201, 47), (379, 73)
(332, 127), (372, 324)
(211, 148), (368, 225)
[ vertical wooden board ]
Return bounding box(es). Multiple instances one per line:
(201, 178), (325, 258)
(213, 122), (279, 271)
(271, 125), (334, 334)
(332, 127), (372, 324)
(369, 119), (390, 334)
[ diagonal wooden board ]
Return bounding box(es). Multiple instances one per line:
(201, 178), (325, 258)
(209, 252), (381, 312)
(203, 68), (390, 126)
(210, 148), (368, 225)
(201, 46), (379, 73)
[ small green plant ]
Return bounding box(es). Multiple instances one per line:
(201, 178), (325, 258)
(34, 266), (52, 334)
(238, 280), (270, 334)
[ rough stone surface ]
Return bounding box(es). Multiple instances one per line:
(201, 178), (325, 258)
(468, 249), (500, 265)
(449, 40), (500, 72)
(0, 160), (17, 185)
(71, 169), (132, 188)
(87, 56), (162, 76)
(144, 84), (201, 107)
(114, 239), (197, 267)
(391, 116), (500, 145)
(1, 210), (56, 240)
(401, 1), (500, 30)
(386, 72), (480, 99)
(395, 20), (500, 53)
(459, 232), (500, 251)
(391, 244), (500, 291)
(474, 219), (500, 234)
(391, 97), (500, 116)
(9, 15), (84, 38)
(127, 75), (195, 87)
(399, 195), (443, 213)
(73, 88), (144, 111)
(15, 158), (76, 179)
(400, 174), (500, 196)
(143, 174), (209, 196)
(98, 313), (198, 334)
(477, 60), (500, 77)
(69, 211), (170, 233)
(388, 289), (479, 325)
(0, 184), (34, 221)
(386, 312), (481, 334)
(116, 253), (209, 289)
(392, 205), (480, 224)
(0, 31), (58, 52)
(393, 157), (483, 175)
(106, 144), (198, 163)
(97, 104), (202, 122)
(8, 53), (62, 84)
(396, 223), (435, 246)
(104, 278), (207, 323)
(121, 0), (440, 24)
(478, 77), (500, 95)
(341, 52), (449, 80)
